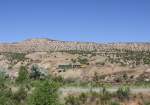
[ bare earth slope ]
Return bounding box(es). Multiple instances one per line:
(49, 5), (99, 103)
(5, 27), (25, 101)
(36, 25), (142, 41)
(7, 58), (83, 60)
(0, 38), (150, 53)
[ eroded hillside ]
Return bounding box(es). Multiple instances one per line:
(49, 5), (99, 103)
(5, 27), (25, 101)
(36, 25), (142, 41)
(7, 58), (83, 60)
(1, 38), (150, 85)
(0, 38), (150, 53)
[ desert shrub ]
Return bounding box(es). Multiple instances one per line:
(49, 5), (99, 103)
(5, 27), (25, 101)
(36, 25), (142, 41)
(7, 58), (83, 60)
(123, 73), (128, 80)
(0, 69), (16, 104)
(30, 64), (48, 80)
(93, 72), (99, 83)
(71, 59), (77, 63)
(28, 80), (60, 105)
(0, 72), (6, 88)
(60, 50), (93, 55)
(116, 85), (130, 100)
(30, 65), (41, 79)
(65, 95), (80, 105)
(0, 86), (15, 105)
(13, 86), (27, 105)
(78, 57), (88, 65)
(52, 76), (64, 84)
(4, 53), (26, 62)
(96, 62), (105, 66)
(0, 82), (28, 105)
(0, 69), (10, 90)
(79, 93), (88, 104)
(16, 66), (29, 84)
(99, 90), (112, 105)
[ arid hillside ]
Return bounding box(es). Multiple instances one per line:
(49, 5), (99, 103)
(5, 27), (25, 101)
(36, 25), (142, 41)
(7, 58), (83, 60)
(1, 38), (150, 84)
(0, 38), (150, 53)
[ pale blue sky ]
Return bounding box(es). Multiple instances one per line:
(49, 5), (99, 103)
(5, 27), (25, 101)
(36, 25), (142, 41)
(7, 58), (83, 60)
(0, 0), (150, 42)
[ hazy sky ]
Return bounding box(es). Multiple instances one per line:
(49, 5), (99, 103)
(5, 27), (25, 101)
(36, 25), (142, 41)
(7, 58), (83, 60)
(0, 0), (150, 42)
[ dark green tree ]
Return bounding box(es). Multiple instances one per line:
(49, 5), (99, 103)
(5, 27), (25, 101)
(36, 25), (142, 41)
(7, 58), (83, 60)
(0, 71), (6, 89)
(16, 66), (29, 84)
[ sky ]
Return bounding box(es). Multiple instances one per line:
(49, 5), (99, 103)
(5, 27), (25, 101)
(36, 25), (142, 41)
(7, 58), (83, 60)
(0, 0), (150, 43)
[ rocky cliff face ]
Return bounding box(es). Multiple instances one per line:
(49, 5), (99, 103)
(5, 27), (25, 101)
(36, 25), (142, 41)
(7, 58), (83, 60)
(0, 38), (150, 53)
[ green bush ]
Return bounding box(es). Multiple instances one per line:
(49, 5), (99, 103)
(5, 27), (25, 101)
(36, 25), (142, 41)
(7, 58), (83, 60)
(28, 80), (60, 105)
(16, 66), (29, 84)
(79, 93), (88, 104)
(78, 58), (88, 65)
(13, 86), (27, 105)
(0, 86), (15, 105)
(0, 71), (7, 89)
(99, 91), (111, 105)
(30, 65), (48, 80)
(52, 76), (64, 85)
(117, 85), (130, 100)
(65, 95), (80, 105)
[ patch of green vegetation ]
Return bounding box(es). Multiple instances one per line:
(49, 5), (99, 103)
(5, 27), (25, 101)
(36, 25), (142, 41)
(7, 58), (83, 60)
(59, 50), (95, 55)
(106, 50), (150, 66)
(2, 52), (26, 62)
(30, 64), (49, 80)
(64, 87), (114, 105)
(116, 85), (130, 100)
(144, 102), (150, 105)
(77, 57), (89, 65)
(16, 66), (29, 84)
(0, 65), (62, 105)
(28, 80), (61, 105)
